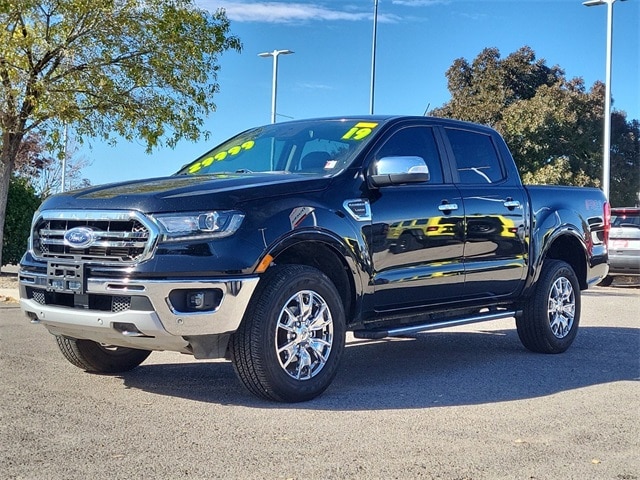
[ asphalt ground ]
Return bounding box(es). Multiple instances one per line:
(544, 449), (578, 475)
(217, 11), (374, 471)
(1, 284), (638, 480)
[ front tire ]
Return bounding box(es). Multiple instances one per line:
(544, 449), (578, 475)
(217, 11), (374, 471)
(516, 260), (581, 354)
(230, 265), (346, 402)
(55, 336), (151, 373)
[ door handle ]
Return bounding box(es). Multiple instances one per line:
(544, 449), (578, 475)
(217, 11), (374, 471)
(503, 200), (521, 209)
(438, 203), (459, 212)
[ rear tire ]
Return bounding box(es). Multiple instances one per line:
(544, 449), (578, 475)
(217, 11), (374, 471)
(230, 265), (346, 402)
(516, 260), (580, 354)
(55, 336), (151, 373)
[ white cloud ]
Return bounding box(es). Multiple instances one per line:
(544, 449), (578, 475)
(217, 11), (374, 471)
(297, 82), (334, 90)
(457, 12), (489, 21)
(199, 1), (400, 24)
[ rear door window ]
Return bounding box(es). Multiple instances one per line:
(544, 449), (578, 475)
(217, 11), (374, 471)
(445, 128), (505, 184)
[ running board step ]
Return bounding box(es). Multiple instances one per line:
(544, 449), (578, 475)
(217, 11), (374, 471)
(352, 310), (517, 340)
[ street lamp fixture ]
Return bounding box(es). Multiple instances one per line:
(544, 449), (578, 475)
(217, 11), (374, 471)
(582, 0), (627, 200)
(258, 49), (294, 124)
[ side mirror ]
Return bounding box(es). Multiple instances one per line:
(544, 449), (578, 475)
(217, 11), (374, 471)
(369, 156), (430, 188)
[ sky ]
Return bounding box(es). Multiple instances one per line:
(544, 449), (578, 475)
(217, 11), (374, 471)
(78, 0), (640, 187)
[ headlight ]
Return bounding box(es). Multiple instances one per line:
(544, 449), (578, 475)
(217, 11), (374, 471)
(152, 211), (245, 242)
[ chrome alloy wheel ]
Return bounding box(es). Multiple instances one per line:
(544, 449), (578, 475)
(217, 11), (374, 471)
(275, 290), (334, 380)
(547, 277), (575, 339)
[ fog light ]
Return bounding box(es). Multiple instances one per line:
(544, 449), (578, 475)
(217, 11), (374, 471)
(169, 288), (222, 313)
(188, 292), (206, 309)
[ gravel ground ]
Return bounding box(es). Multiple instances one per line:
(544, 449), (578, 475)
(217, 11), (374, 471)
(1, 281), (638, 480)
(0, 271), (18, 288)
(0, 265), (18, 303)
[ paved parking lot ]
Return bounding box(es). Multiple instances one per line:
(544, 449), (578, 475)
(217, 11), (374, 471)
(1, 284), (638, 479)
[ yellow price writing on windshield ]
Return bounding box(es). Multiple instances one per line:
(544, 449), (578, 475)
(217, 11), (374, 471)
(342, 122), (378, 141)
(187, 140), (256, 174)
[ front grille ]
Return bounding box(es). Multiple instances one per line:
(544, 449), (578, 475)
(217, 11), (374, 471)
(27, 287), (135, 313)
(112, 296), (131, 313)
(32, 290), (46, 305)
(31, 210), (157, 265)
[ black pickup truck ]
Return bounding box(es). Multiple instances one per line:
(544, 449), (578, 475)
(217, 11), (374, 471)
(19, 116), (610, 402)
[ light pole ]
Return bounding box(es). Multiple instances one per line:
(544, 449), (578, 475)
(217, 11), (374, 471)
(583, 0), (627, 200)
(258, 49), (294, 124)
(370, 0), (379, 115)
(61, 123), (68, 193)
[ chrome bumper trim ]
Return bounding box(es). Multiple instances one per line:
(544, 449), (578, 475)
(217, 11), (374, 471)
(19, 271), (259, 337)
(19, 298), (191, 353)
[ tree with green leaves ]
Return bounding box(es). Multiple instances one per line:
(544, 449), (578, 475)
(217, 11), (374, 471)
(3, 176), (40, 266)
(432, 46), (564, 127)
(0, 0), (241, 266)
(609, 117), (640, 207)
(431, 46), (639, 207)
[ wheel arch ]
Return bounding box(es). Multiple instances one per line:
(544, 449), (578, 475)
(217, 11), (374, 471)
(523, 204), (592, 297)
(262, 232), (363, 325)
(543, 232), (588, 290)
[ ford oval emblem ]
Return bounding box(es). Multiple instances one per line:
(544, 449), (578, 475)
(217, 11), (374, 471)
(64, 227), (95, 248)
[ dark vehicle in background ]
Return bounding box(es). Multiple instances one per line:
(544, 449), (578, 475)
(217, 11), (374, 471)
(599, 207), (640, 286)
(19, 116), (609, 402)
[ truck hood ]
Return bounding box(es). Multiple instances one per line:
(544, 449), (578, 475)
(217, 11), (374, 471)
(41, 173), (332, 212)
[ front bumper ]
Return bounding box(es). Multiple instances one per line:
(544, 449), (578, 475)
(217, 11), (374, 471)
(19, 270), (259, 357)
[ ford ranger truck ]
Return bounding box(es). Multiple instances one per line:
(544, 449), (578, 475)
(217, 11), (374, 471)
(19, 116), (610, 402)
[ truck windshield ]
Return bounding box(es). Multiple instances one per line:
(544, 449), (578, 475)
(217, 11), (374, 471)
(177, 119), (381, 176)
